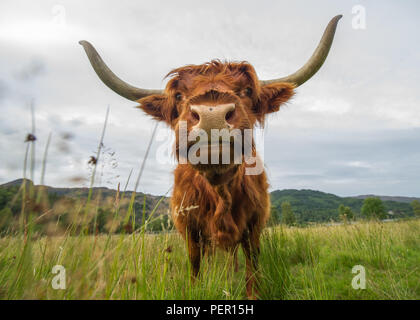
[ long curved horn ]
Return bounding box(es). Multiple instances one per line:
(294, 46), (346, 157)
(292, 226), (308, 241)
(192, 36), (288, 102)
(260, 15), (342, 87)
(79, 40), (163, 101)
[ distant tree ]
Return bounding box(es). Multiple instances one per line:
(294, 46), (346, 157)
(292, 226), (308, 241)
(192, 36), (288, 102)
(281, 201), (296, 226)
(411, 200), (420, 217)
(268, 206), (281, 226)
(361, 198), (386, 219)
(338, 204), (354, 222)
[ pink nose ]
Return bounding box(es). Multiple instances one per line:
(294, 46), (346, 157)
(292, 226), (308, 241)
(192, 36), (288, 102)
(190, 103), (235, 134)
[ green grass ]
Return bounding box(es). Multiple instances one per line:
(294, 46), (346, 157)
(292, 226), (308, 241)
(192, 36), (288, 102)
(0, 219), (419, 299)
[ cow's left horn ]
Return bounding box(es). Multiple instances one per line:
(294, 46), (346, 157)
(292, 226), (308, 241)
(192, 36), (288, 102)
(79, 40), (163, 101)
(260, 15), (342, 87)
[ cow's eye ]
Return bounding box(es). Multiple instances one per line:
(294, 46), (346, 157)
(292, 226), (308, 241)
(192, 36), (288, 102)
(175, 93), (183, 101)
(237, 88), (253, 98)
(245, 87), (253, 97)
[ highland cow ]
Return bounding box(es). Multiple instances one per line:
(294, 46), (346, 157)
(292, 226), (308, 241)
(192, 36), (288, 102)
(80, 15), (342, 299)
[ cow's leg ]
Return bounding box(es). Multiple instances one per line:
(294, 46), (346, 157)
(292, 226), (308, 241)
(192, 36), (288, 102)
(187, 229), (203, 279)
(188, 239), (201, 279)
(203, 243), (215, 264)
(241, 229), (260, 300)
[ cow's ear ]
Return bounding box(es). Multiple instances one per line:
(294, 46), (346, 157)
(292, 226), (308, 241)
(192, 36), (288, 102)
(137, 94), (178, 125)
(255, 83), (295, 120)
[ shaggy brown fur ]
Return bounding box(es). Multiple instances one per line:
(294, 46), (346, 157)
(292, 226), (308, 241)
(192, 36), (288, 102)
(137, 60), (294, 299)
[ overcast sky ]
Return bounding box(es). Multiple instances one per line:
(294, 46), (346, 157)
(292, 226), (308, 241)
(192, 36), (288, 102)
(0, 0), (419, 197)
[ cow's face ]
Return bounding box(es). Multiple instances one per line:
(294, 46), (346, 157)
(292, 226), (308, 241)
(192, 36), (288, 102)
(136, 61), (294, 179)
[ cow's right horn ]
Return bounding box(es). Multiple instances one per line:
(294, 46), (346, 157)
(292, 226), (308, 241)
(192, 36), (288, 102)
(79, 40), (163, 101)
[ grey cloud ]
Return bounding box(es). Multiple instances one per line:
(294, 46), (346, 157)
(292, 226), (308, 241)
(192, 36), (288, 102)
(15, 59), (46, 82)
(265, 127), (420, 196)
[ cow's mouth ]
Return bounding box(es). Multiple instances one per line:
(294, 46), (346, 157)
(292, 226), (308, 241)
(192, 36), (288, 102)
(186, 141), (242, 173)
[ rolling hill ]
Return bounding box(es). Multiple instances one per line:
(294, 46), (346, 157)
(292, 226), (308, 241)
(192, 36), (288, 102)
(270, 189), (415, 223)
(0, 180), (416, 227)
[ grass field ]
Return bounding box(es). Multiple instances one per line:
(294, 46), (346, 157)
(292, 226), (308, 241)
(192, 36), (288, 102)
(1, 109), (418, 300)
(1, 218), (419, 300)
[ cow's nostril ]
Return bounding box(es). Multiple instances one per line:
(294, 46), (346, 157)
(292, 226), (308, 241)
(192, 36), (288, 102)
(225, 110), (235, 122)
(191, 110), (200, 121)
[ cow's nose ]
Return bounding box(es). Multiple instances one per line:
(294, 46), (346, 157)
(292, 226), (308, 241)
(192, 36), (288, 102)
(190, 103), (235, 134)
